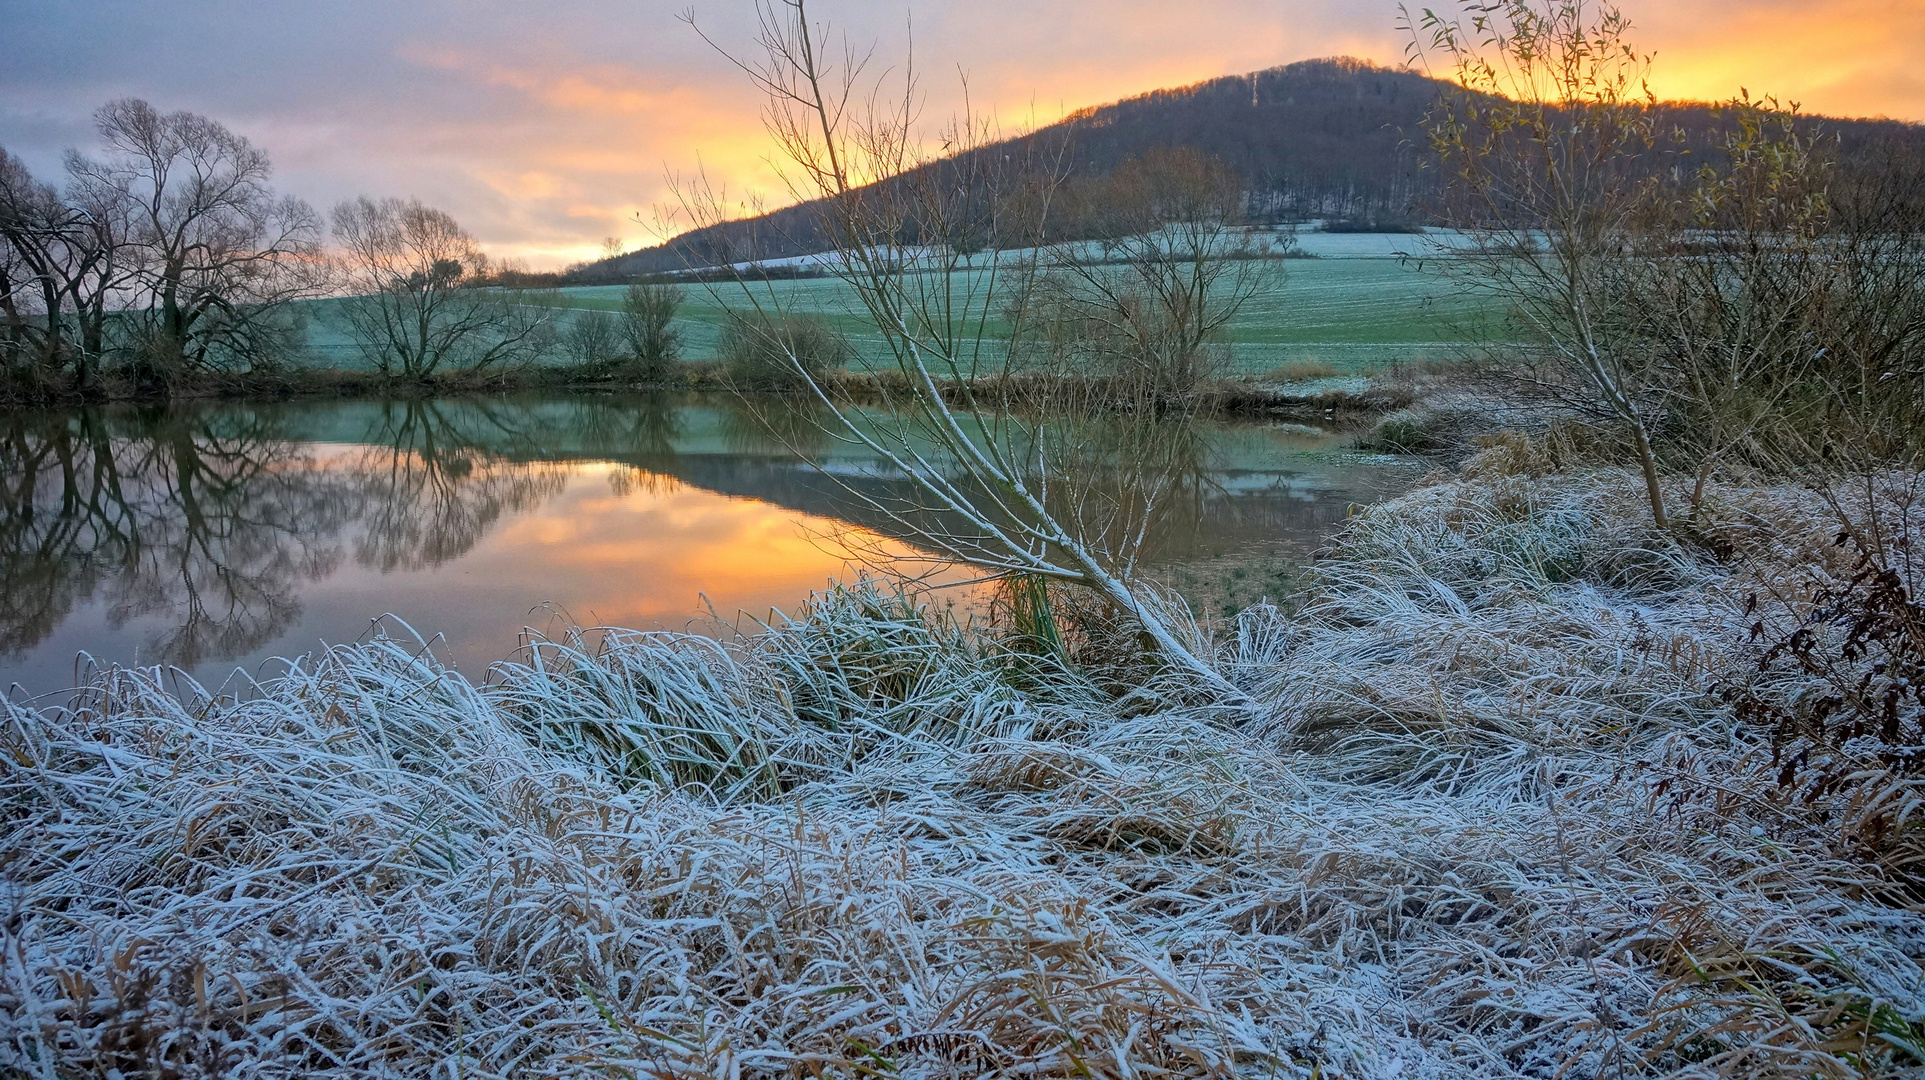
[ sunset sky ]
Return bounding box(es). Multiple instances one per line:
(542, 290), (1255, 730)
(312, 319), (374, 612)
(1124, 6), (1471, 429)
(3, 0), (1920, 269)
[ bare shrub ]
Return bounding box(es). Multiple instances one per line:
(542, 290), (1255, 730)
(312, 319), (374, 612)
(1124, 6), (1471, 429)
(1728, 472), (1925, 896)
(563, 308), (624, 374)
(1357, 407), (1452, 454)
(717, 309), (850, 389)
(1409, 0), (1678, 525)
(620, 281), (684, 380)
(1594, 99), (1925, 507)
(1035, 147), (1270, 407)
(1017, 272), (1233, 411)
(1412, 2), (1925, 516)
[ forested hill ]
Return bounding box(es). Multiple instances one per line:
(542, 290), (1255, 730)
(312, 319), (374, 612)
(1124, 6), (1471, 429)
(1045, 57), (1436, 222)
(586, 56), (1922, 279)
(587, 58), (1436, 277)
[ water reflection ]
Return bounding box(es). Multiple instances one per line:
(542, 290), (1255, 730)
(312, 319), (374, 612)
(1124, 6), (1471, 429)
(347, 401), (571, 572)
(0, 408), (349, 668)
(0, 394), (1412, 694)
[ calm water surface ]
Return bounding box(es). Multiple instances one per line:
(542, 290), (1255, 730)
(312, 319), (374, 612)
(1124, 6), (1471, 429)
(0, 393), (1416, 696)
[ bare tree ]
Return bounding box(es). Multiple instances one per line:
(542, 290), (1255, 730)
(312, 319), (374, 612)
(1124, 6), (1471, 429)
(1407, 0), (1674, 527)
(66, 99), (323, 383)
(685, 0), (1238, 695)
(0, 149), (76, 383)
(1041, 147), (1275, 407)
(0, 146), (133, 390)
(58, 152), (138, 380)
(331, 197), (555, 380)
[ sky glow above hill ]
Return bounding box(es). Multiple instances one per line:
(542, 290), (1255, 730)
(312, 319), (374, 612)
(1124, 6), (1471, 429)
(3, 0), (1919, 268)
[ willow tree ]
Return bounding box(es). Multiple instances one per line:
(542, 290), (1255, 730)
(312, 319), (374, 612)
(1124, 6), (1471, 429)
(68, 100), (324, 382)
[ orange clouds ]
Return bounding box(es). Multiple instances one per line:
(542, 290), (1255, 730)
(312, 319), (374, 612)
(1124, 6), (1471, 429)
(385, 42), (783, 264)
(1630, 0), (1925, 119)
(297, 1), (1925, 268)
(488, 0), (1923, 267)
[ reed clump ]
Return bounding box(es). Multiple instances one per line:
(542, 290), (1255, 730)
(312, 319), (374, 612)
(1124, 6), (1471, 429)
(5, 461), (1923, 1078)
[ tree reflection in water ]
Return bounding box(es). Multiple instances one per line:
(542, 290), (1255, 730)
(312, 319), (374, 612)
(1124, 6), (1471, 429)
(0, 398), (679, 675)
(0, 408), (353, 670)
(568, 393), (683, 497)
(347, 400), (571, 573)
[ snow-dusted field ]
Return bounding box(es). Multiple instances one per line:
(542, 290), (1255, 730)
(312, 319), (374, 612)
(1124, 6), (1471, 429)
(663, 225), (1474, 273)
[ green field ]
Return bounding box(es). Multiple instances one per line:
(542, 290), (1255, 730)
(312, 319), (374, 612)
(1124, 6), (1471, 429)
(301, 257), (1498, 376)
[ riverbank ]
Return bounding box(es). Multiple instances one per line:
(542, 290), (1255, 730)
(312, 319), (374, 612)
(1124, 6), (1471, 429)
(0, 363), (1413, 422)
(5, 450), (1920, 1077)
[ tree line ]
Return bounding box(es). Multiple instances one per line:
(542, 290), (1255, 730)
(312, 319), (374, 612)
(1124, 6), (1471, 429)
(0, 101), (689, 398)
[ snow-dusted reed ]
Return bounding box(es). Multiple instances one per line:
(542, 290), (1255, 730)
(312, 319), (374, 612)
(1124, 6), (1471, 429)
(4, 461), (1921, 1078)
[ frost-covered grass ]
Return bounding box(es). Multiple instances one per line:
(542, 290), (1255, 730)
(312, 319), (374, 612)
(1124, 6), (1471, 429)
(547, 258), (1487, 375)
(4, 457), (1923, 1078)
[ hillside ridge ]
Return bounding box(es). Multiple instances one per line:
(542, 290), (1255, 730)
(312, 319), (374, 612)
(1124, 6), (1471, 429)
(586, 55), (1922, 279)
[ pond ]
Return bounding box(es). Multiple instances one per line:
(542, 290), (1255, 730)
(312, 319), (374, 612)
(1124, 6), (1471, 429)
(0, 393), (1419, 697)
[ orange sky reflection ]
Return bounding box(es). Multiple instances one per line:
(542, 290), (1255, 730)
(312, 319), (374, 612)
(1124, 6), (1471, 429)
(411, 463), (981, 654)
